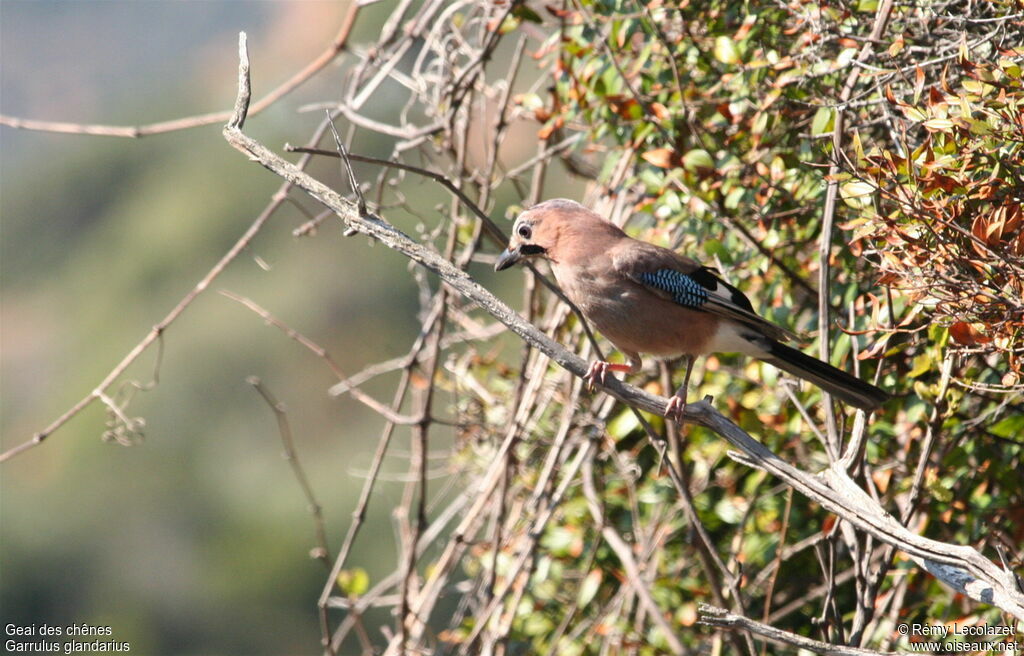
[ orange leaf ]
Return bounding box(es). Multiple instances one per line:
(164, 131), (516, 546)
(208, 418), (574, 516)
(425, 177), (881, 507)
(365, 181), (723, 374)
(940, 63), (954, 94)
(986, 208), (1006, 242)
(822, 514), (837, 534)
(678, 602), (698, 627)
(1003, 203), (1021, 233)
(1012, 231), (1024, 256)
(884, 84), (898, 105)
(858, 338), (889, 360)
(888, 34), (905, 57)
(650, 102), (669, 120)
(971, 324), (992, 344)
(536, 116), (563, 140)
(641, 148), (676, 168)
(950, 321), (988, 346)
(872, 468), (892, 494)
(972, 215), (989, 243)
(608, 96), (640, 118)
(876, 271), (900, 286)
(544, 4), (574, 19)
(733, 14), (757, 41)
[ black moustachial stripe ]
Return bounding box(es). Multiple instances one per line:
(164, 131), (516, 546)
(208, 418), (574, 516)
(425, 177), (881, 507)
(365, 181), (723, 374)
(520, 244), (547, 256)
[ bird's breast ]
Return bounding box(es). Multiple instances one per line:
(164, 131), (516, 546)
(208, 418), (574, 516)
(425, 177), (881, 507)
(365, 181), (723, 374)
(552, 263), (719, 357)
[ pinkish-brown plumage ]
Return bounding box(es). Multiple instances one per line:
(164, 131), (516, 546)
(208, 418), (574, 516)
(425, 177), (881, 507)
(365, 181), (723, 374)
(494, 199), (890, 413)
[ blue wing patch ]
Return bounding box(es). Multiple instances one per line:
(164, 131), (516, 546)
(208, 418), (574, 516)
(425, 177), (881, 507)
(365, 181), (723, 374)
(638, 269), (709, 309)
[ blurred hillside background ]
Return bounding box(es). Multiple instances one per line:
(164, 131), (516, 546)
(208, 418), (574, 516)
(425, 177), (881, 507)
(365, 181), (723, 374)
(1, 2), (503, 654)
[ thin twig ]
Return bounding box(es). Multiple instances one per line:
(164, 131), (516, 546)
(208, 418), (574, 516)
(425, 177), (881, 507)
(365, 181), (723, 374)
(219, 290), (419, 425)
(817, 0), (896, 457)
(699, 604), (897, 656)
(248, 377), (331, 566)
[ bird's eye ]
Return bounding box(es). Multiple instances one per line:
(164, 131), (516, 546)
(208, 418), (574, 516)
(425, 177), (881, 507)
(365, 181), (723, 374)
(517, 224), (532, 239)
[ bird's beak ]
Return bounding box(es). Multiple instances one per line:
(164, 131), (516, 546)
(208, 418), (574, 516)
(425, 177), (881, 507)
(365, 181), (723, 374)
(494, 246), (522, 272)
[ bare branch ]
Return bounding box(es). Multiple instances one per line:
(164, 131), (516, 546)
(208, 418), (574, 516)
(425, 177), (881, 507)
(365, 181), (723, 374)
(698, 604), (897, 656)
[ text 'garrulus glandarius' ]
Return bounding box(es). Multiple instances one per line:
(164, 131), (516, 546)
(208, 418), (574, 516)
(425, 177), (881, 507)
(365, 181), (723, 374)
(494, 199), (890, 416)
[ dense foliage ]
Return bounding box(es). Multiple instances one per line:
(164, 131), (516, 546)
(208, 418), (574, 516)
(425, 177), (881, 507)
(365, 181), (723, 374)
(437, 1), (1023, 653)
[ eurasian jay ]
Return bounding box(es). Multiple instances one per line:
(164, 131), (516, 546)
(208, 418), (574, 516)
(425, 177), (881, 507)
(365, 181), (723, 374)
(494, 199), (890, 416)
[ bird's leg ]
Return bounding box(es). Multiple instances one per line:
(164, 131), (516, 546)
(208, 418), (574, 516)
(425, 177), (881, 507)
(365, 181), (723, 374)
(584, 355), (642, 392)
(664, 355), (695, 421)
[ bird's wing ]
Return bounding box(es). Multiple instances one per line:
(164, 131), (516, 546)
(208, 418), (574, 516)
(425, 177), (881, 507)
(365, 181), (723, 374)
(612, 241), (799, 343)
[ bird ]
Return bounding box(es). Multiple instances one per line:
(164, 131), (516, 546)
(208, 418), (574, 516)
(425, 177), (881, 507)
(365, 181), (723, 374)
(493, 198), (890, 418)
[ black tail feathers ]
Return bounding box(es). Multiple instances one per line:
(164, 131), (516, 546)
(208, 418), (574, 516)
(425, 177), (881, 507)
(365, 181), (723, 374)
(762, 341), (890, 411)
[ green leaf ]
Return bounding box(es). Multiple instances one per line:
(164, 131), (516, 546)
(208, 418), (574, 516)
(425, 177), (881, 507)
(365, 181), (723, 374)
(926, 475), (954, 503)
(703, 238), (731, 262)
(923, 118), (955, 131)
(714, 36), (740, 65)
(607, 406), (640, 441)
(577, 569), (603, 606)
(908, 353), (934, 378)
(811, 107), (834, 136)
(724, 186), (746, 210)
(511, 4), (542, 23)
(902, 105), (927, 122)
(990, 414), (1024, 439)
(682, 149), (714, 172)
(714, 497), (746, 524)
(522, 613), (554, 637)
(840, 181), (874, 209)
(541, 526), (577, 557)
(752, 110), (770, 135)
(851, 129), (865, 163)
(969, 119), (992, 135)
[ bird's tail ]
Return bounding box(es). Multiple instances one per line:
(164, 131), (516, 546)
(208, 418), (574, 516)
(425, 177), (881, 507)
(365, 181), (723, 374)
(760, 341), (890, 411)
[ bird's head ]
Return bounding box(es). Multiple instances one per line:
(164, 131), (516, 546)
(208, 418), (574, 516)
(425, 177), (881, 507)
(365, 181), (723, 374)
(494, 198), (591, 271)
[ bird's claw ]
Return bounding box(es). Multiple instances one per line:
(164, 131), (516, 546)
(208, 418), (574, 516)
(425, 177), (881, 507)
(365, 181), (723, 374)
(664, 395), (688, 422)
(584, 361), (611, 392)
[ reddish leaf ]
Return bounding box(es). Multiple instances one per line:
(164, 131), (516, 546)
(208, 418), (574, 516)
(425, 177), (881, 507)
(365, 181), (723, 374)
(733, 14), (757, 41)
(971, 215), (989, 244)
(641, 148), (676, 168)
(884, 84), (898, 106)
(544, 4), (574, 18)
(950, 321), (990, 346)
(536, 116), (563, 140)
(941, 63), (954, 94)
(873, 468), (892, 494)
(822, 515), (837, 534)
